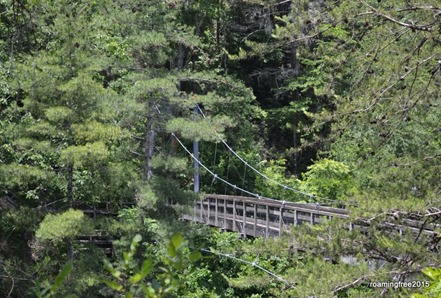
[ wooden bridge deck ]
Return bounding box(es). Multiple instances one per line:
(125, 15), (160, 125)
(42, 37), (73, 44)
(182, 194), (438, 238)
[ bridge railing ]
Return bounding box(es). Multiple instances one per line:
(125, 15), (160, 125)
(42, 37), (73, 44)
(181, 194), (438, 238)
(183, 194), (350, 238)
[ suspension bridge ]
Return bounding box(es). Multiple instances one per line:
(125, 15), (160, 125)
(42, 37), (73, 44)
(75, 107), (439, 256)
(170, 106), (439, 238)
(181, 194), (438, 238)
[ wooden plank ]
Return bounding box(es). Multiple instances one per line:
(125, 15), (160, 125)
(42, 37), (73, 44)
(207, 198), (211, 223)
(184, 195), (438, 238)
(224, 201), (347, 219)
(223, 199), (227, 229)
(243, 201), (247, 236)
(204, 194), (349, 215)
(200, 200), (203, 222)
(254, 204), (257, 237)
(279, 207), (283, 236)
(233, 200), (237, 232)
(265, 205), (269, 239)
(215, 198), (218, 226)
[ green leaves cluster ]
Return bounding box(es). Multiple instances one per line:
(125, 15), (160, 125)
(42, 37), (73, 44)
(104, 233), (201, 298)
(35, 261), (77, 298)
(36, 209), (93, 243)
(301, 159), (353, 202)
(412, 267), (441, 298)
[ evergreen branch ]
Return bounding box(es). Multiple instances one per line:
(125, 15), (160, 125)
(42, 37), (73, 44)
(333, 274), (372, 293)
(1, 263), (15, 297)
(389, 5), (441, 14)
(360, 1), (434, 32)
(399, 63), (438, 113)
(129, 150), (143, 157)
(352, 28), (409, 89)
(357, 54), (436, 113)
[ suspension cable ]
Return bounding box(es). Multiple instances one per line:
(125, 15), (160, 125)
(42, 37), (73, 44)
(197, 106), (338, 204)
(200, 248), (295, 288)
(172, 133), (261, 198)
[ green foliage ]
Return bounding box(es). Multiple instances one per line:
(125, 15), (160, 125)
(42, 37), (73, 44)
(412, 268), (441, 298)
(60, 142), (109, 169)
(301, 159), (353, 201)
(34, 261), (77, 298)
(36, 210), (93, 243)
(254, 159), (303, 202)
(1, 0), (440, 296)
(167, 115), (234, 142)
(104, 233), (202, 297)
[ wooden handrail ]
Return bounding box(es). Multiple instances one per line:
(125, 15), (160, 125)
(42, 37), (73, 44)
(182, 194), (439, 238)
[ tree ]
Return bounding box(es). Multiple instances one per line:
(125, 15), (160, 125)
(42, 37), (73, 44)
(275, 0), (441, 210)
(0, 1), (139, 295)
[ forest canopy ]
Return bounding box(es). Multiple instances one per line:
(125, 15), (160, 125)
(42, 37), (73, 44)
(0, 0), (440, 297)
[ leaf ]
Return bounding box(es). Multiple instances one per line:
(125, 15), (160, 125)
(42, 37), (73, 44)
(104, 279), (123, 292)
(130, 234), (142, 251)
(167, 242), (176, 258)
(103, 259), (114, 271)
(432, 282), (441, 293)
(144, 285), (156, 297)
(422, 267), (441, 281)
(123, 252), (130, 263)
(170, 232), (183, 249)
(133, 234), (142, 243)
(103, 260), (122, 279)
(128, 273), (143, 284)
(141, 258), (153, 276)
(188, 251), (202, 263)
(51, 261), (73, 294)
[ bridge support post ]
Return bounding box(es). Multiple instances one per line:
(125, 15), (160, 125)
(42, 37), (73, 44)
(279, 207), (284, 236)
(207, 198), (211, 224)
(223, 199), (227, 229)
(215, 198), (218, 226)
(294, 210), (298, 226)
(253, 204), (257, 237)
(242, 202), (246, 236)
(200, 200), (203, 222)
(233, 200), (237, 232)
(193, 202), (197, 222)
(310, 212), (314, 225)
(265, 206), (269, 239)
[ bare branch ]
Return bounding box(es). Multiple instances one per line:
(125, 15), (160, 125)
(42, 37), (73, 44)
(360, 1), (434, 32)
(355, 54), (436, 113)
(333, 275), (372, 293)
(425, 210), (441, 217)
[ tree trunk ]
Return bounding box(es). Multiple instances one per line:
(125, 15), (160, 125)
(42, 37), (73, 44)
(67, 239), (74, 260)
(290, 42), (299, 74)
(67, 164), (73, 208)
(144, 116), (155, 180)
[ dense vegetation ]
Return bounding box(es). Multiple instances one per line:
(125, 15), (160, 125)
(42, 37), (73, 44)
(0, 0), (440, 297)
